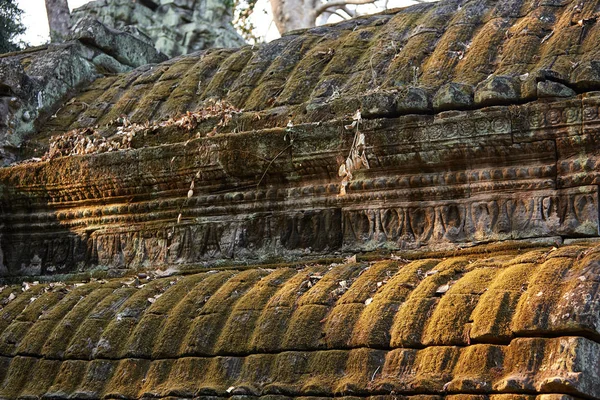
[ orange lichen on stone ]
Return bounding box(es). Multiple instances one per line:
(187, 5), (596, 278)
(0, 245), (598, 398)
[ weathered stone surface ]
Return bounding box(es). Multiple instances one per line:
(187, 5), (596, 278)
(1, 0), (600, 397)
(71, 0), (245, 57)
(69, 17), (167, 69)
(433, 83), (475, 111)
(474, 76), (521, 107)
(537, 81), (577, 99)
(0, 22), (166, 165)
(0, 247), (599, 398)
(5, 93), (600, 273)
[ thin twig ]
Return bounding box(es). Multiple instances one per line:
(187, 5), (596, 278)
(256, 143), (293, 188)
(371, 366), (380, 381)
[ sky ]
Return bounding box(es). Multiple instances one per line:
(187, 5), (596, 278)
(16, 0), (431, 46)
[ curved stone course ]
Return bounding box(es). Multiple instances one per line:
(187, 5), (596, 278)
(3, 1), (600, 397)
(33, 0), (600, 142)
(0, 245), (599, 398)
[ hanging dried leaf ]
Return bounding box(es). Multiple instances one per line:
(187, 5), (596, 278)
(345, 157), (353, 173)
(357, 132), (365, 146)
(360, 152), (370, 168)
(338, 163), (347, 177)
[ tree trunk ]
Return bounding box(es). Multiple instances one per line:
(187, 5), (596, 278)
(46, 0), (71, 42)
(269, 0), (317, 34)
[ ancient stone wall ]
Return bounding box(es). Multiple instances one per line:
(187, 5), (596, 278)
(71, 0), (246, 57)
(0, 18), (166, 166)
(2, 0), (600, 398)
(4, 0), (600, 275)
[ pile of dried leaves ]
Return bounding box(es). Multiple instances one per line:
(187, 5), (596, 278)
(164, 99), (240, 134)
(43, 124), (136, 161)
(25, 99), (241, 163)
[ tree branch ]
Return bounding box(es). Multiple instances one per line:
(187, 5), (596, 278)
(317, 9), (351, 24)
(314, 0), (376, 18)
(341, 5), (356, 17)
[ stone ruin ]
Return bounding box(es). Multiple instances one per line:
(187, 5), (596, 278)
(0, 17), (167, 165)
(71, 0), (245, 57)
(1, 0), (600, 399)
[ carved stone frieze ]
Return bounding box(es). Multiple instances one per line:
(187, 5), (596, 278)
(4, 64), (600, 276)
(1, 186), (597, 273)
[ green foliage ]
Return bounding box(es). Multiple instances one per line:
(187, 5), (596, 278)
(0, 0), (26, 54)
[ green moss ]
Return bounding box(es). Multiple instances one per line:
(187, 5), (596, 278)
(297, 264), (365, 306)
(0, 356), (10, 387)
(18, 358), (62, 398)
(161, 357), (211, 397)
(411, 346), (460, 391)
(105, 358), (151, 399)
(0, 356), (37, 398)
(302, 350), (349, 395)
(162, 50), (232, 115)
(203, 356), (244, 394)
(0, 285), (46, 335)
(152, 272), (233, 359)
(449, 344), (504, 391)
(265, 351), (309, 393)
(243, 79), (287, 111)
(505, 249), (549, 266)
(16, 290), (65, 322)
(96, 83), (154, 126)
(350, 300), (399, 348)
(336, 348), (385, 395)
(337, 261), (400, 304)
(64, 318), (108, 359)
(422, 294), (478, 346)
(235, 268), (297, 311)
(146, 273), (210, 315)
(201, 269), (269, 314)
(97, 280), (173, 357)
(140, 359), (174, 397)
(501, 337), (547, 383)
(73, 359), (116, 398)
(379, 348), (417, 386)
(123, 313), (167, 358)
(180, 312), (228, 356)
(390, 297), (439, 347)
(215, 309), (262, 354)
(250, 306), (294, 353)
(470, 290), (522, 343)
(47, 360), (88, 397)
(322, 303), (364, 348)
(159, 59), (201, 82)
(282, 304), (329, 350)
(236, 353), (276, 393)
(449, 268), (500, 295)
(407, 268), (461, 299)
(0, 321), (33, 356)
(374, 259), (440, 302)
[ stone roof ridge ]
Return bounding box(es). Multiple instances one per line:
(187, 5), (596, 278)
(34, 0), (600, 151)
(1, 244), (600, 398)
